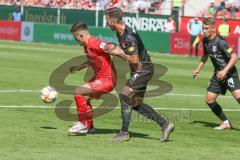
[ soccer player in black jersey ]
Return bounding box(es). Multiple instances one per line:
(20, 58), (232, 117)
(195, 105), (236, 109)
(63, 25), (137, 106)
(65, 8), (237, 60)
(193, 17), (240, 130)
(104, 7), (174, 142)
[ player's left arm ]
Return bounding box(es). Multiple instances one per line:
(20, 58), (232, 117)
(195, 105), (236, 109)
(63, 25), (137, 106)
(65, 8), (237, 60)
(69, 61), (89, 74)
(217, 40), (238, 79)
(192, 39), (209, 79)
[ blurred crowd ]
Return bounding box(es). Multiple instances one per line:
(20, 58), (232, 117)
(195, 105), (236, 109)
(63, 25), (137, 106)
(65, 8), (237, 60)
(206, 0), (240, 19)
(1, 0), (239, 19)
(0, 0), (173, 14)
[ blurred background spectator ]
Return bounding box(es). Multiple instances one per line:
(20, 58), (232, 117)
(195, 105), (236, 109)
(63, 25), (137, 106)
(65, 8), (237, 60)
(214, 0), (227, 18)
(12, 5), (23, 21)
(225, 0), (237, 19)
(164, 15), (176, 32)
(218, 18), (230, 37)
(188, 17), (202, 57)
(208, 2), (216, 17)
(137, 0), (151, 14)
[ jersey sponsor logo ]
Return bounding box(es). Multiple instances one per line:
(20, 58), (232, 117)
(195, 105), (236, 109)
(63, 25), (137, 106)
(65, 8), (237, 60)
(212, 46), (217, 52)
(227, 48), (233, 53)
(100, 42), (108, 50)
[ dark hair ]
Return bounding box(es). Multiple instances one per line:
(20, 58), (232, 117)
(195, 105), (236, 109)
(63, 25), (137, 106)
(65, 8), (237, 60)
(70, 22), (88, 33)
(104, 7), (124, 22)
(203, 17), (215, 26)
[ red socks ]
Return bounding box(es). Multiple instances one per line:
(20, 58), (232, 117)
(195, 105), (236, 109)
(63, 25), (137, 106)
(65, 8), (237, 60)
(74, 95), (93, 129)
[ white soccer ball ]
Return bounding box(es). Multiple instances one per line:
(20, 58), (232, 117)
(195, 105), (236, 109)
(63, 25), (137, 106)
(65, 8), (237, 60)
(41, 86), (58, 103)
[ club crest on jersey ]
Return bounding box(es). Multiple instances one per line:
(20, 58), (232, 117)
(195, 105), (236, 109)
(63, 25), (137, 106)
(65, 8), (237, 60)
(212, 46), (217, 52)
(227, 48), (233, 53)
(127, 47), (135, 52)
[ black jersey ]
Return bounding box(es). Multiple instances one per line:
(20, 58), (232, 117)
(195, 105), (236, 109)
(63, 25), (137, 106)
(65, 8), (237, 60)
(117, 25), (152, 72)
(202, 35), (237, 75)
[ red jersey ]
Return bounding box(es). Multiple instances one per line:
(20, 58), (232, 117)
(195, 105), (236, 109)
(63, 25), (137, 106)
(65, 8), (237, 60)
(84, 36), (117, 81)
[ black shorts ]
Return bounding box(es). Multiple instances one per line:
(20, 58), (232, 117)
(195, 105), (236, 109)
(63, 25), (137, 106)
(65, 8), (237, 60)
(207, 72), (240, 95)
(126, 63), (154, 95)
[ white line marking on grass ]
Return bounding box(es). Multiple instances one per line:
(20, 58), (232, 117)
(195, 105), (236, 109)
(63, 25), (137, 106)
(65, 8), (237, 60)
(0, 90), (233, 98)
(0, 105), (56, 108)
(0, 45), (79, 53)
(0, 105), (239, 111)
(165, 93), (225, 98)
(0, 90), (39, 93)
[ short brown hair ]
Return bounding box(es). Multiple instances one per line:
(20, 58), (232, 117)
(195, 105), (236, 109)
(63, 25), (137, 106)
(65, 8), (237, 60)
(70, 22), (88, 33)
(104, 7), (124, 22)
(203, 17), (215, 26)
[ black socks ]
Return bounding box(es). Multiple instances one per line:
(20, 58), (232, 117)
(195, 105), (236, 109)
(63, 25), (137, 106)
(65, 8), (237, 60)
(207, 102), (228, 121)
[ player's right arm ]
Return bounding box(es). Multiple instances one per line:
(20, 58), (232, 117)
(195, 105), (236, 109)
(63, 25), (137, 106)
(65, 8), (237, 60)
(192, 41), (209, 79)
(69, 61), (89, 74)
(106, 35), (140, 63)
(106, 44), (139, 63)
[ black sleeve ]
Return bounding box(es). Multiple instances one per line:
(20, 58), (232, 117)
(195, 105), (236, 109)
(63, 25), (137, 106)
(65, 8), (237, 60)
(124, 34), (139, 55)
(201, 38), (209, 63)
(219, 38), (234, 58)
(202, 38), (208, 56)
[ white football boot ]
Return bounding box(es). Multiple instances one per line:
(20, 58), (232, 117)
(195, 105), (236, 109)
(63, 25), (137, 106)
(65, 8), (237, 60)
(69, 122), (95, 135)
(214, 121), (232, 130)
(69, 122), (87, 134)
(78, 127), (96, 134)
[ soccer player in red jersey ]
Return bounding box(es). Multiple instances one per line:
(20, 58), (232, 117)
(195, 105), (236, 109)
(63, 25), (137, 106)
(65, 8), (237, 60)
(68, 22), (117, 135)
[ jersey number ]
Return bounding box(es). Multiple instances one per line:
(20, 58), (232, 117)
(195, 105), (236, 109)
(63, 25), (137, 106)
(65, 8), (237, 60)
(227, 78), (234, 88)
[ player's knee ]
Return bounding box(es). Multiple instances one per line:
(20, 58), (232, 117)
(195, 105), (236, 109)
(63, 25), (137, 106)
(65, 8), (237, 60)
(205, 96), (215, 105)
(119, 94), (132, 114)
(132, 96), (143, 107)
(74, 87), (81, 96)
(120, 86), (134, 96)
(74, 85), (91, 96)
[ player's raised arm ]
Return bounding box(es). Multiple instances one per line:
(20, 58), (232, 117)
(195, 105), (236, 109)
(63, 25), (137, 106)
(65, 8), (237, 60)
(69, 60), (89, 74)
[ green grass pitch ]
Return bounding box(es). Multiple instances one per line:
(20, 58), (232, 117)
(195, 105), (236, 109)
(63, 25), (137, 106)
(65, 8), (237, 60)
(0, 40), (240, 160)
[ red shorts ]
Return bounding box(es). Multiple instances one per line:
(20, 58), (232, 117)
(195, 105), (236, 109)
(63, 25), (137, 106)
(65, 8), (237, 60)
(87, 77), (116, 99)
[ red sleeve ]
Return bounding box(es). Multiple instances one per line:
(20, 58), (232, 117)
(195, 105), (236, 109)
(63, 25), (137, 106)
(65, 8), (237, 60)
(92, 39), (112, 54)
